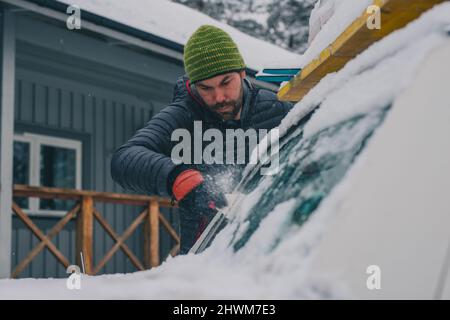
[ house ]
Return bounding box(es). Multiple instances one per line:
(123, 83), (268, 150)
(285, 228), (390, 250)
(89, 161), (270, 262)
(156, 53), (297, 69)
(0, 0), (298, 278)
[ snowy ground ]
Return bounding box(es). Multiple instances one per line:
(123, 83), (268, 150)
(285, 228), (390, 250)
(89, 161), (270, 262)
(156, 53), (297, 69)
(1, 2), (450, 299)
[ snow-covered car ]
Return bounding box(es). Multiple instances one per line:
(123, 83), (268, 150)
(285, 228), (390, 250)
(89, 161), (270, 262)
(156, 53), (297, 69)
(191, 5), (450, 299)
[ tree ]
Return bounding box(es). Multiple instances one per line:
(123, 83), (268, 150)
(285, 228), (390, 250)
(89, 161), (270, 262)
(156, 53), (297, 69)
(171, 0), (316, 53)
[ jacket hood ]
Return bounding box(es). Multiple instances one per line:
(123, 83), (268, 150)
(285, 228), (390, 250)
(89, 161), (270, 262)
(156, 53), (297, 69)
(171, 74), (190, 103)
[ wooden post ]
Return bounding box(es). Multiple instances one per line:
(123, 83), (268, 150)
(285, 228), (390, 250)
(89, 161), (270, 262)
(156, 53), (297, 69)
(76, 196), (94, 274)
(144, 199), (160, 268)
(0, 9), (15, 279)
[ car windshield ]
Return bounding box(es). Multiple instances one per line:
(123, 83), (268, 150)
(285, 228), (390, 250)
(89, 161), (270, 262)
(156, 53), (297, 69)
(194, 103), (391, 253)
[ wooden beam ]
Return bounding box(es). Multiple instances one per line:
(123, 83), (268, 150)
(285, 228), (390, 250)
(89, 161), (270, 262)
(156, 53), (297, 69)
(0, 8), (16, 279)
(92, 209), (145, 274)
(11, 203), (80, 278)
(159, 213), (180, 244)
(93, 208), (148, 274)
(13, 184), (175, 207)
(144, 200), (160, 268)
(150, 200), (160, 267)
(278, 0), (447, 102)
(12, 203), (71, 276)
(169, 244), (180, 258)
(76, 196), (94, 274)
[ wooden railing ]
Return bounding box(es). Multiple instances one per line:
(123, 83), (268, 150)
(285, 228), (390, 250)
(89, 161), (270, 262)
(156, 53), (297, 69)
(11, 184), (179, 278)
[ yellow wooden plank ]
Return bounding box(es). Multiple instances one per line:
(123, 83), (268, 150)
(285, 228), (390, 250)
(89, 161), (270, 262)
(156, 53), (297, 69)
(278, 0), (446, 102)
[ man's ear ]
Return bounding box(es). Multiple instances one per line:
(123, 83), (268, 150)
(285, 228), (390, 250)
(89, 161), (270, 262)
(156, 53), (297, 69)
(239, 70), (246, 79)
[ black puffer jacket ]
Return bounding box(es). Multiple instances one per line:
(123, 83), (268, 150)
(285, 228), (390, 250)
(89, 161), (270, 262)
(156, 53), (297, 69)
(111, 74), (293, 198)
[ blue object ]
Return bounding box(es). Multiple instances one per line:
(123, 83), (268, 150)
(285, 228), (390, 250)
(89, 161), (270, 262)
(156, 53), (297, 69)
(255, 75), (294, 83)
(261, 68), (301, 75)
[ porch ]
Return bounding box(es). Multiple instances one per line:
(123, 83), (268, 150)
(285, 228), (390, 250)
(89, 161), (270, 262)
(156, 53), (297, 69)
(10, 184), (179, 278)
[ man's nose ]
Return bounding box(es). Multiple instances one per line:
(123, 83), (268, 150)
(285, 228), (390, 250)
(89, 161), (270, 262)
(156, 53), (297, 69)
(214, 89), (226, 104)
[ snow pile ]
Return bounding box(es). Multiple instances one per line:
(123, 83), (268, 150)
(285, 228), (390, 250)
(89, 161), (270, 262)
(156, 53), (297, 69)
(264, 0), (372, 68)
(1, 2), (450, 299)
(57, 0), (300, 70)
(307, 0), (336, 45)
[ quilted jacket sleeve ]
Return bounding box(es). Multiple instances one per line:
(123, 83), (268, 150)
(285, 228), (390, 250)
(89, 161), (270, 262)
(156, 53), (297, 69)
(111, 103), (192, 196)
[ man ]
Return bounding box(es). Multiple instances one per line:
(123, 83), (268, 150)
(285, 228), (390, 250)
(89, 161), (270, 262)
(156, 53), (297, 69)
(111, 25), (293, 254)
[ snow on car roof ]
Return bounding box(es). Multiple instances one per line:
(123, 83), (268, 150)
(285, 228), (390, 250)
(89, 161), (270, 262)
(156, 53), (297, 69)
(57, 0), (301, 71)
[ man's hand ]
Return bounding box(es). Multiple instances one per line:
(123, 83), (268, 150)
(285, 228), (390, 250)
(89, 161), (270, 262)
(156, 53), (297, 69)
(171, 169), (228, 215)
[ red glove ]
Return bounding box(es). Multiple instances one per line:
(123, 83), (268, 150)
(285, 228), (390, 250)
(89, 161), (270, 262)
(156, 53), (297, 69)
(171, 169), (204, 202)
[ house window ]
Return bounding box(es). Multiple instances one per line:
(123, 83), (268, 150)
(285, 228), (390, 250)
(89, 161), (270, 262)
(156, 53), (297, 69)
(13, 140), (30, 209)
(13, 133), (82, 217)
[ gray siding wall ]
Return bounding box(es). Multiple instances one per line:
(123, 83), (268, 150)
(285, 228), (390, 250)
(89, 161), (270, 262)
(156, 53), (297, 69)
(11, 13), (184, 278)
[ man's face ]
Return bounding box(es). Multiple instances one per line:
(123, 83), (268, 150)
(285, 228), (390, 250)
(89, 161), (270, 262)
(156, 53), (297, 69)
(195, 70), (246, 121)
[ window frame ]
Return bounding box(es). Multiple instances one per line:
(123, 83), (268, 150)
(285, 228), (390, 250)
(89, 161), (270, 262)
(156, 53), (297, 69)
(13, 132), (82, 217)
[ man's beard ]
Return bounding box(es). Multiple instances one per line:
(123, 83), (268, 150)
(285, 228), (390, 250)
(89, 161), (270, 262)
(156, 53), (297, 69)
(209, 85), (243, 120)
(210, 100), (241, 120)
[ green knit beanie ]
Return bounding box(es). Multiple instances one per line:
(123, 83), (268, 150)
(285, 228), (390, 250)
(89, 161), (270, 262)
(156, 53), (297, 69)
(184, 25), (246, 83)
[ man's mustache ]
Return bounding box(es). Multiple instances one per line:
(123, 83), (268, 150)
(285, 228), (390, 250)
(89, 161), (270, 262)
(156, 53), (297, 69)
(211, 100), (239, 111)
